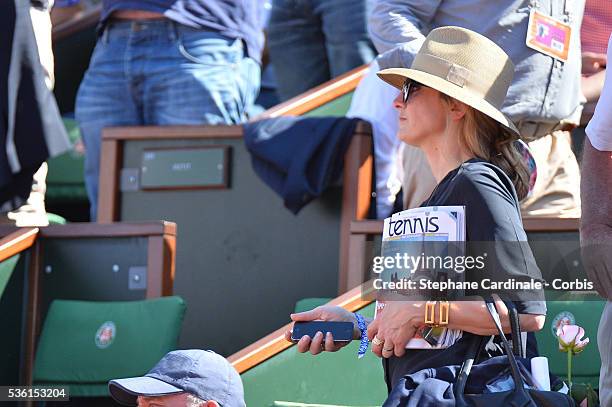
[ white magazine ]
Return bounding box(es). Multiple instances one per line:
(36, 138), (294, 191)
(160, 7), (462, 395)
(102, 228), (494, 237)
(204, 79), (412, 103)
(375, 206), (466, 349)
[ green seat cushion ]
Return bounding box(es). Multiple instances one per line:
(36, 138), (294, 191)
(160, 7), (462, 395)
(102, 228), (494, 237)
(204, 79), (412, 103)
(33, 296), (185, 386)
(536, 294), (604, 388)
(242, 303), (387, 407)
(63, 383), (110, 397)
(0, 255), (20, 299)
(304, 93), (354, 118)
(47, 213), (67, 225)
(46, 118), (87, 202)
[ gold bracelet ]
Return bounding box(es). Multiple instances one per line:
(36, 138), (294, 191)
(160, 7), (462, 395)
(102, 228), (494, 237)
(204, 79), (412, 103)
(425, 301), (437, 326)
(438, 300), (450, 326)
(424, 300), (450, 327)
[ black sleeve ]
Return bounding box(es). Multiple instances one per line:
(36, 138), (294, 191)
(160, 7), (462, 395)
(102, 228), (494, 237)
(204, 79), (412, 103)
(445, 165), (546, 315)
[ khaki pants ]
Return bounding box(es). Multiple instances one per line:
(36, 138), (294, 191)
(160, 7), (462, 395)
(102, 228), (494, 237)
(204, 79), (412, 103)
(401, 131), (582, 218)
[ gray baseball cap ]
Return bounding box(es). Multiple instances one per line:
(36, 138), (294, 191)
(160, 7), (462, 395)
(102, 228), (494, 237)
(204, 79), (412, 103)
(108, 349), (245, 407)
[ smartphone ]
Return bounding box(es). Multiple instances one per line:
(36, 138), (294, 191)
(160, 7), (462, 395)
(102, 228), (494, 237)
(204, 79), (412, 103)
(290, 321), (354, 342)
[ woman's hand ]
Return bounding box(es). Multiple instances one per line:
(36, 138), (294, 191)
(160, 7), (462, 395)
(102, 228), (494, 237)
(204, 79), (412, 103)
(284, 305), (359, 355)
(367, 301), (424, 358)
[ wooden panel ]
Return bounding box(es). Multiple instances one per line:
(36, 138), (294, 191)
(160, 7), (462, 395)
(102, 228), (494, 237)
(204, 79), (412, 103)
(103, 125), (244, 141)
(98, 139), (122, 223)
(346, 233), (369, 291)
(338, 122), (373, 293)
(522, 217), (580, 231)
(0, 228), (39, 263)
(256, 65), (368, 119)
(350, 220), (383, 235)
(22, 242), (42, 386)
(0, 222), (175, 239)
(228, 284), (371, 374)
(146, 235), (176, 298)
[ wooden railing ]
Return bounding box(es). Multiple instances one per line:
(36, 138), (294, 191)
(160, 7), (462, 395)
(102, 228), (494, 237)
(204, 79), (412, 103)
(0, 228), (39, 263)
(255, 64), (369, 119)
(228, 283), (370, 374)
(0, 222), (176, 386)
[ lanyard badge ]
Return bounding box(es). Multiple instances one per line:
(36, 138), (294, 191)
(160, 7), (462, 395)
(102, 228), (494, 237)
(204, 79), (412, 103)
(526, 9), (572, 62)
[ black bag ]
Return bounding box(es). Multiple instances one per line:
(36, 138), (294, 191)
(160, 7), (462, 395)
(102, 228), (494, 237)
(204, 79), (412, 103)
(383, 302), (575, 407)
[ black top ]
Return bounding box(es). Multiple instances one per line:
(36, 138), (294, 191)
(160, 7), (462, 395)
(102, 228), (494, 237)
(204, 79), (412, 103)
(384, 159), (546, 391)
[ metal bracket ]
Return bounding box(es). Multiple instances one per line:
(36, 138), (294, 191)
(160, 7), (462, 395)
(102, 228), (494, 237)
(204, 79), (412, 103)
(128, 266), (147, 290)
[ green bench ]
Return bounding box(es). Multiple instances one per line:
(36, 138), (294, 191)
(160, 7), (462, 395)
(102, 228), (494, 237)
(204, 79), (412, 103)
(33, 297), (185, 397)
(241, 303), (387, 407)
(46, 118), (87, 204)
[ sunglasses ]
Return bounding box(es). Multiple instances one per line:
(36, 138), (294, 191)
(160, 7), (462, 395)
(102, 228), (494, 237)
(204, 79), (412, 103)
(401, 79), (426, 104)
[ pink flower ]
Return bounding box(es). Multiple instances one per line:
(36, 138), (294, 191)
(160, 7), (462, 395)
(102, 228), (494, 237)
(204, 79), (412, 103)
(557, 325), (590, 355)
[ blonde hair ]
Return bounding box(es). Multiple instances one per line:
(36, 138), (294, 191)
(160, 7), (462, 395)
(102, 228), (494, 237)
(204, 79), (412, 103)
(440, 94), (530, 200)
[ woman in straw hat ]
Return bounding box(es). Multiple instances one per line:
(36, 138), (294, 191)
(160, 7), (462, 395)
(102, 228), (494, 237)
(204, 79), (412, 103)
(285, 26), (546, 392)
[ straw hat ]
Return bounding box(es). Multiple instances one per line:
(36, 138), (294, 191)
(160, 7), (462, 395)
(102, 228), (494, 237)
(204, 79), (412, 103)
(377, 26), (520, 136)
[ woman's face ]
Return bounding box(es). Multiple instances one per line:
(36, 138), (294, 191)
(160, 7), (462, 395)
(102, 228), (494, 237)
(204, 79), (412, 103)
(393, 81), (449, 146)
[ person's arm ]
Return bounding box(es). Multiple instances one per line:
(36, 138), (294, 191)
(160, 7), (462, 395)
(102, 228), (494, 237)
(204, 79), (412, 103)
(580, 138), (612, 300)
(447, 300), (544, 335)
(581, 35), (612, 300)
(368, 0), (442, 69)
(366, 298), (543, 357)
(582, 69), (606, 102)
(50, 0), (84, 26)
(284, 305), (372, 355)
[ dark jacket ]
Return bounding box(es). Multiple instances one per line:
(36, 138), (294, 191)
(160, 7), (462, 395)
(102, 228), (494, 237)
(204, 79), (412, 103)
(0, 0), (69, 211)
(243, 116), (359, 214)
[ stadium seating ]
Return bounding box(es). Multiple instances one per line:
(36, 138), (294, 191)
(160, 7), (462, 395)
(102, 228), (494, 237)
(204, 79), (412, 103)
(0, 222), (176, 386)
(96, 121), (373, 355)
(33, 297), (185, 397)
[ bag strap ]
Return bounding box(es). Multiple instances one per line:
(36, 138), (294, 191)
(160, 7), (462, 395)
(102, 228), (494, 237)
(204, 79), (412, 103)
(454, 301), (533, 406)
(454, 335), (488, 404)
(504, 299), (524, 358)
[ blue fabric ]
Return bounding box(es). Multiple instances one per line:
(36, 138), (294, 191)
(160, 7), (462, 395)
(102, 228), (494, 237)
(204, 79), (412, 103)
(383, 355), (561, 407)
(355, 312), (369, 359)
(243, 116), (358, 214)
(75, 20), (260, 220)
(54, 0), (80, 7)
(267, 0), (376, 101)
(98, 0), (265, 64)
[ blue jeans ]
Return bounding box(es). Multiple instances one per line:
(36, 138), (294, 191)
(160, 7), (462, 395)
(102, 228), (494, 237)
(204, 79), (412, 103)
(267, 0), (375, 101)
(75, 20), (260, 220)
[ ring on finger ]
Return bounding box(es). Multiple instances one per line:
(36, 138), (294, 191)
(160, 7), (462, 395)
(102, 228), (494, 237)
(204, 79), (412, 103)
(372, 335), (384, 346)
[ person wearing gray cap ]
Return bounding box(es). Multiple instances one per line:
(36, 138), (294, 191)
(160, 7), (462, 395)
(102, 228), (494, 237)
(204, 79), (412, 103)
(108, 349), (245, 407)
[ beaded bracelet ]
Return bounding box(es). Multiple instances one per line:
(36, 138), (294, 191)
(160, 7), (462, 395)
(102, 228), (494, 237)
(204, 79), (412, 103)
(354, 312), (368, 359)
